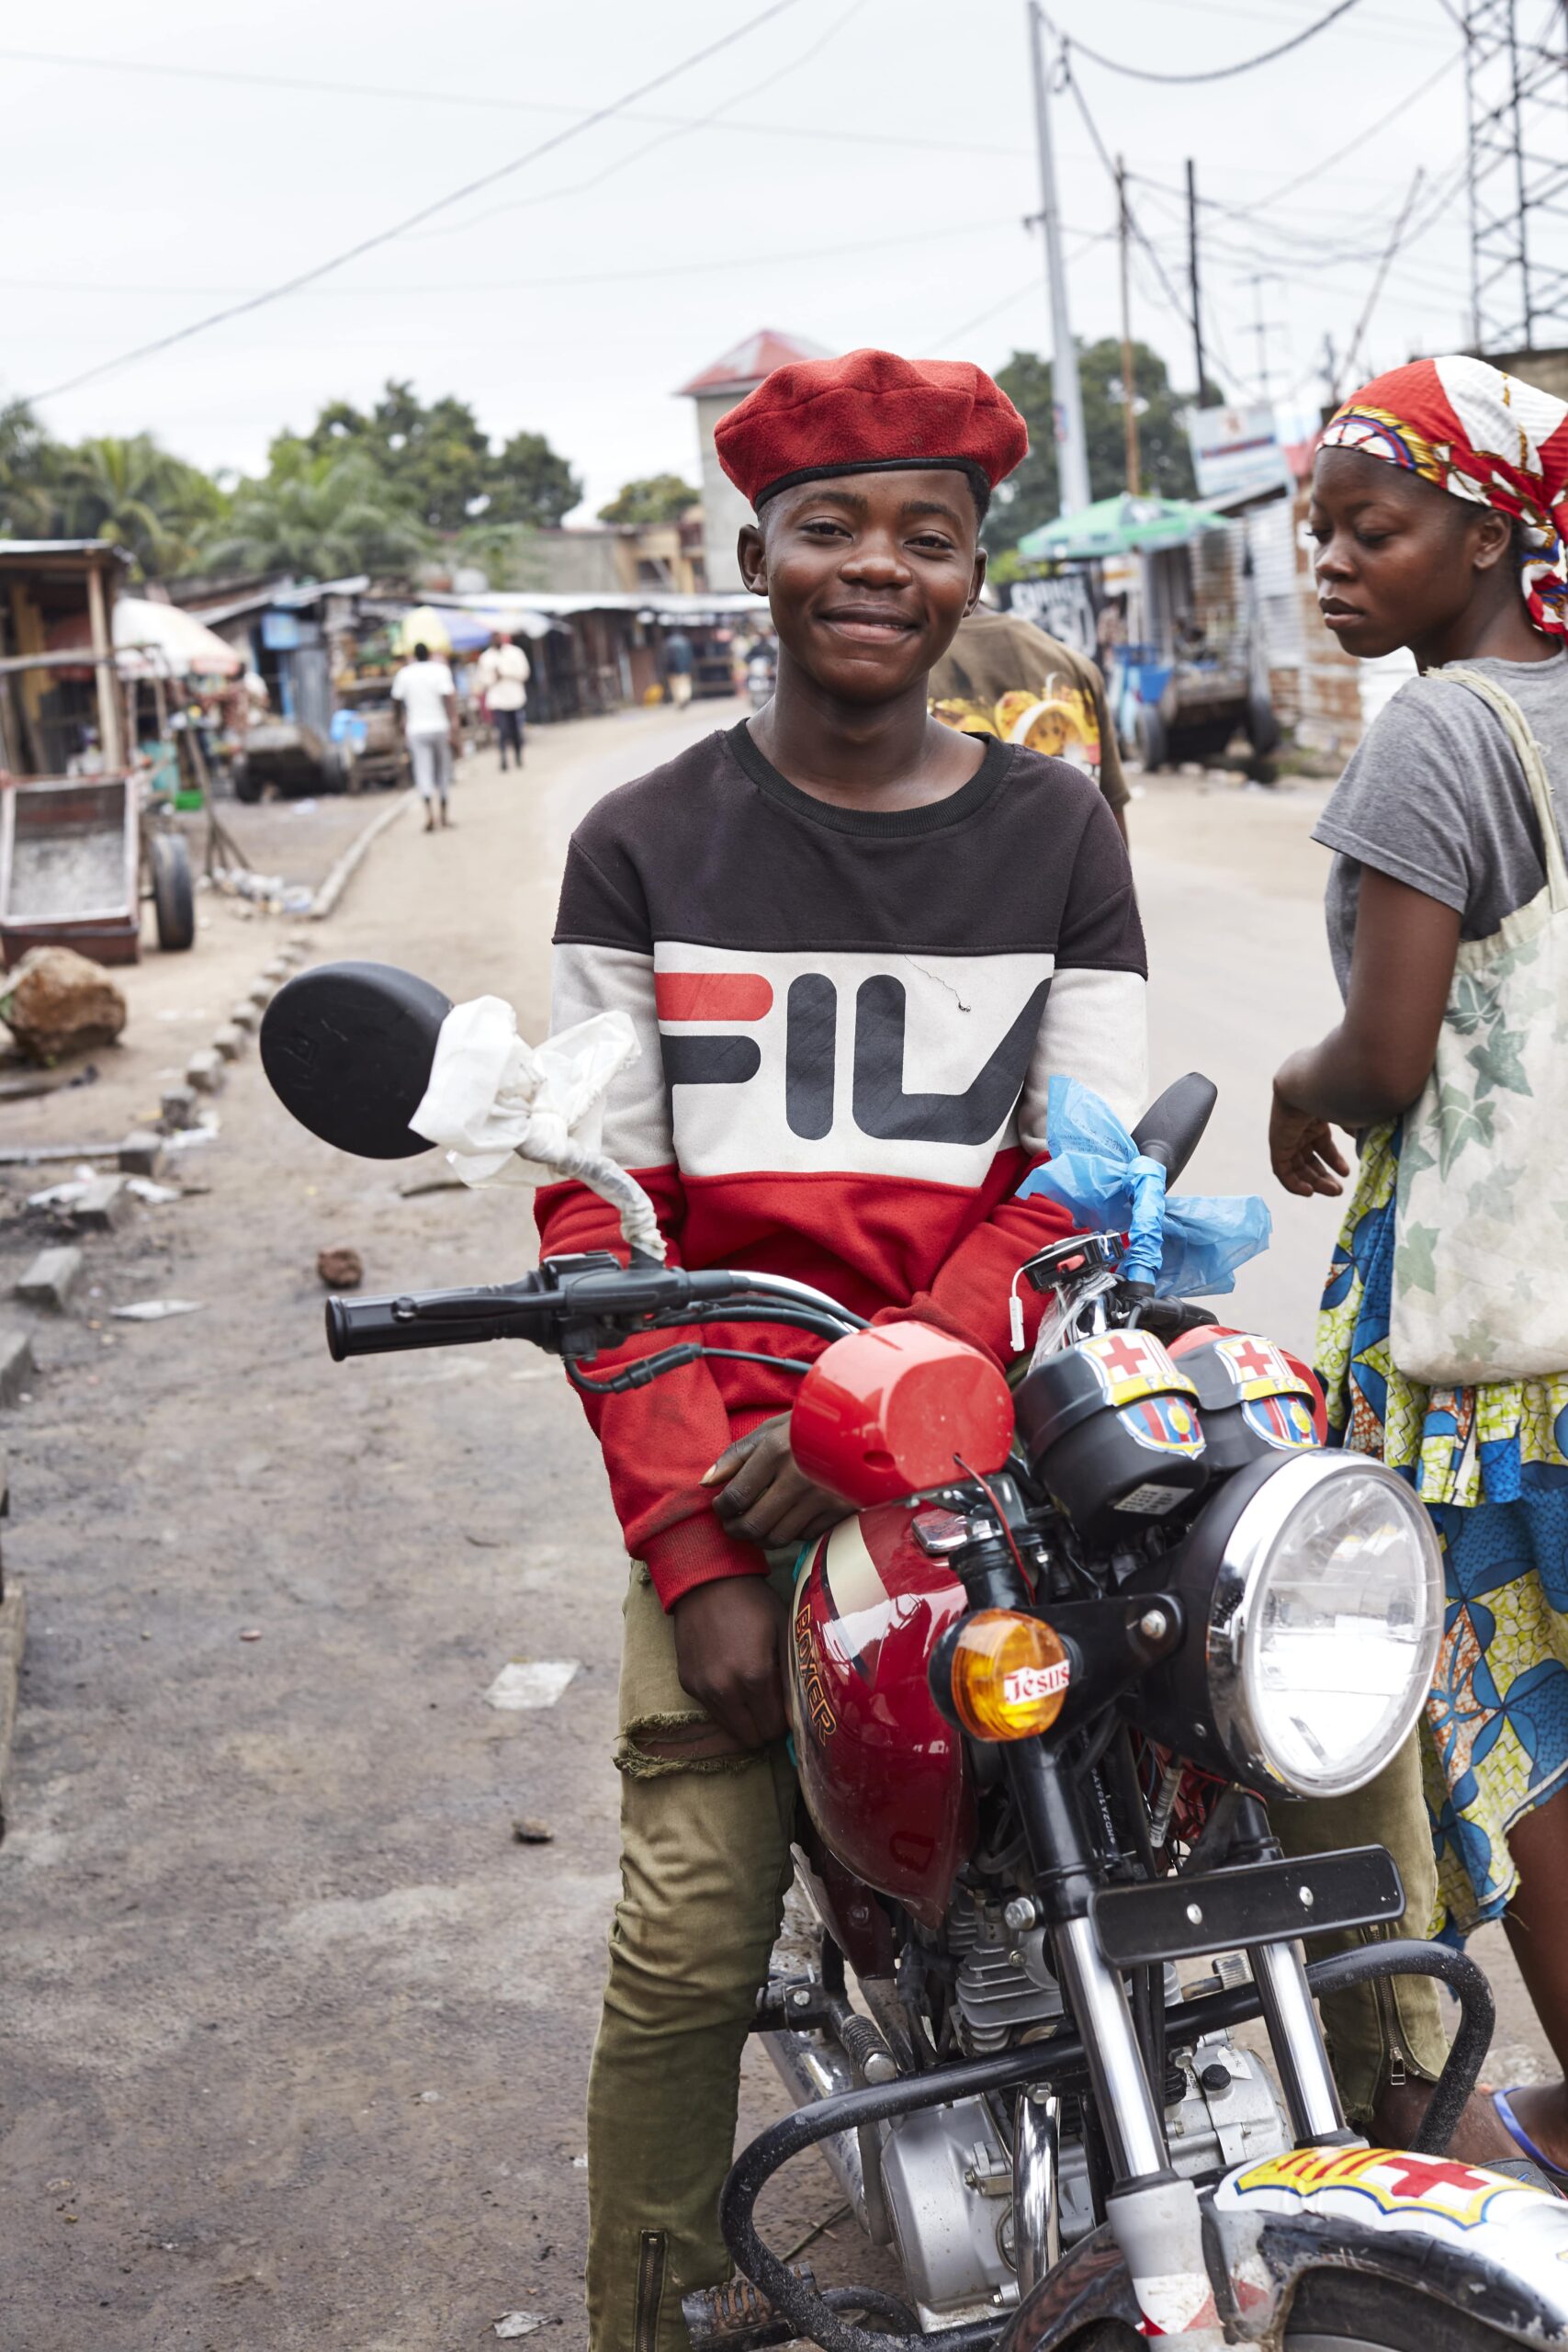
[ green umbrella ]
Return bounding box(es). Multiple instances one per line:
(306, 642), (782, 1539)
(1017, 492), (1225, 564)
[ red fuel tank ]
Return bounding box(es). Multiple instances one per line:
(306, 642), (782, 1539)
(789, 1502), (975, 1930)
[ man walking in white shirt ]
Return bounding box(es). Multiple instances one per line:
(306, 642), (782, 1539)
(475, 629), (530, 771)
(391, 641), (460, 831)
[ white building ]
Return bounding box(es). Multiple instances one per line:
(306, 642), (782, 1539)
(678, 329), (829, 592)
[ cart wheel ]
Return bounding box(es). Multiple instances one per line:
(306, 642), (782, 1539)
(233, 760), (261, 805)
(1247, 688), (1281, 757)
(150, 831), (196, 953)
(1135, 706), (1168, 771)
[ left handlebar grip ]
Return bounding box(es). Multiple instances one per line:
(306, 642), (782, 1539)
(324, 1281), (552, 1361)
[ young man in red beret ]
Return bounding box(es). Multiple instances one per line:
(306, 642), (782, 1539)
(539, 346), (1149, 2347)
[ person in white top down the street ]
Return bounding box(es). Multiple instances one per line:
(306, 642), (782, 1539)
(391, 641), (460, 831)
(475, 628), (530, 770)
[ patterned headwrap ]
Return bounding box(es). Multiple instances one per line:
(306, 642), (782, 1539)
(1321, 355), (1568, 638)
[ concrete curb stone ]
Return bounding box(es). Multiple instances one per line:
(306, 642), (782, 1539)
(118, 1132), (165, 1177)
(16, 1247), (84, 1312)
(0, 1332), (35, 1406)
(70, 1176), (126, 1233)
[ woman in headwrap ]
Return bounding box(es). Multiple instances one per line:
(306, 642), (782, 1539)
(1271, 356), (1568, 2173)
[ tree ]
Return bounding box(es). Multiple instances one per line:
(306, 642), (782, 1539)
(44, 434), (228, 576)
(597, 473), (698, 527)
(988, 339), (1200, 554)
(487, 429), (582, 530)
(0, 399), (59, 537)
(199, 444), (433, 581)
(296, 381), (581, 533)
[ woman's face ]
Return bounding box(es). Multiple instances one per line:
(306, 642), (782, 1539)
(1308, 446), (1510, 661)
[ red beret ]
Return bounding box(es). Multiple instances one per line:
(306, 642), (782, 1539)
(714, 346), (1028, 509)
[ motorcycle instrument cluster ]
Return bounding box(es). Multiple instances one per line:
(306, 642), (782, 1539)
(1014, 1326), (1210, 1539)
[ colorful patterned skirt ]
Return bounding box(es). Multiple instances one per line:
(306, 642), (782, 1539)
(1318, 1123), (1568, 1937)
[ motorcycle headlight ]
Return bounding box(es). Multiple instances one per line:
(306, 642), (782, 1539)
(1204, 1453), (1443, 1798)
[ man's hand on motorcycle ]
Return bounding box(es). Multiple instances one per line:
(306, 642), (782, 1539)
(703, 1415), (851, 1548)
(671, 1576), (789, 1749)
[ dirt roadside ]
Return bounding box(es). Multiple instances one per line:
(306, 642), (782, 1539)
(0, 718), (1547, 2351)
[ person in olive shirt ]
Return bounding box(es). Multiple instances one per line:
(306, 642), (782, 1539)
(931, 603), (1130, 839)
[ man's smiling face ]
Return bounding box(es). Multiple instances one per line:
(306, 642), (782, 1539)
(739, 468), (986, 704)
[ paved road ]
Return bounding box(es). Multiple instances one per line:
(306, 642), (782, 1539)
(0, 711), (1543, 2352)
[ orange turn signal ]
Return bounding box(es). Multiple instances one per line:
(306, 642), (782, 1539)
(949, 1610), (1071, 1742)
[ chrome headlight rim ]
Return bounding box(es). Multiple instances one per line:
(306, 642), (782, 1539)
(1205, 1450), (1442, 1801)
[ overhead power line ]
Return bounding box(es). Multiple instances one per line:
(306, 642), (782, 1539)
(26, 0), (806, 404)
(0, 43), (1020, 163)
(409, 0), (873, 242)
(1057, 58), (1237, 390)
(1054, 0), (1364, 85)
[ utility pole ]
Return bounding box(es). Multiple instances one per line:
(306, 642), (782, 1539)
(1186, 159), (1209, 407)
(1027, 2), (1091, 514)
(1463, 0), (1568, 353)
(1321, 332), (1341, 414)
(1115, 157), (1142, 494)
(1247, 273), (1284, 404)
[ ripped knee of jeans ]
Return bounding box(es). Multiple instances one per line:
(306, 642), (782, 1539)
(617, 1709), (763, 1779)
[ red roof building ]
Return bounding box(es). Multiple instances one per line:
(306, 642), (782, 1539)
(677, 329), (829, 401)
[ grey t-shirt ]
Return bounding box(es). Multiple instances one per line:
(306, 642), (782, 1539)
(1316, 649), (1568, 996)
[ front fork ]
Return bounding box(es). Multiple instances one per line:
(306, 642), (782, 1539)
(1006, 1744), (1353, 2342)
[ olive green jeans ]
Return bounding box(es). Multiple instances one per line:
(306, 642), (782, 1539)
(584, 1561), (1446, 2351)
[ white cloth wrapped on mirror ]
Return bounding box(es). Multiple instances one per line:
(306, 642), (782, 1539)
(409, 995), (665, 1261)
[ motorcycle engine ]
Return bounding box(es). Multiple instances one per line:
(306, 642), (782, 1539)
(874, 1896), (1291, 2332)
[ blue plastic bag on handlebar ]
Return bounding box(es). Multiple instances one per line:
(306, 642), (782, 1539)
(1015, 1077), (1271, 1297)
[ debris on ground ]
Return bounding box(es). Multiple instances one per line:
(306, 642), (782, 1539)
(316, 1246), (364, 1289)
(0, 946), (127, 1062)
(0, 1059), (98, 1102)
(110, 1299), (204, 1322)
(15, 1246), (84, 1312)
(484, 1660), (580, 1712)
(399, 1170), (466, 1197)
(493, 2315), (546, 2340)
(125, 1178), (183, 1205)
(512, 1817), (554, 1845)
(27, 1169), (128, 1231)
(163, 1119), (220, 1154)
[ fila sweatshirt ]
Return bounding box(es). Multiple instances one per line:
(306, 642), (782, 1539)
(536, 720), (1148, 1607)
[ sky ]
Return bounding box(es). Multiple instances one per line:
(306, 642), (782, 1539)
(1, 0), (1512, 522)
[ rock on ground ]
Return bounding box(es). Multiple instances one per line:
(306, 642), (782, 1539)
(0, 946), (127, 1062)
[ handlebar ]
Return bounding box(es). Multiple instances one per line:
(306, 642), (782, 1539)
(326, 1278), (558, 1360)
(323, 1254), (867, 1363)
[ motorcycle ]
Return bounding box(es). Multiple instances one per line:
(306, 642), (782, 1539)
(261, 960), (1568, 2352)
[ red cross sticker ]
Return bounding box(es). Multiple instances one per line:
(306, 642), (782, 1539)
(1226, 1340), (1280, 1384)
(1378, 2154), (1495, 2201)
(1099, 1335), (1156, 1382)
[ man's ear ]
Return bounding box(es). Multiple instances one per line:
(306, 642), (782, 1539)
(738, 523), (767, 595)
(964, 548), (988, 615)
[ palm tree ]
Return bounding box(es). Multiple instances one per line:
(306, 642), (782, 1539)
(201, 445), (432, 580)
(47, 434), (226, 576)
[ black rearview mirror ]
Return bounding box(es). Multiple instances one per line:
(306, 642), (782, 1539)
(1131, 1072), (1218, 1186)
(260, 961), (453, 1159)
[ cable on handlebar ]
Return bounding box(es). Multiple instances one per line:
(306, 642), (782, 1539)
(564, 1343), (818, 1396)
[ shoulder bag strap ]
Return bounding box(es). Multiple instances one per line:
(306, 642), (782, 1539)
(1438, 662), (1568, 914)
